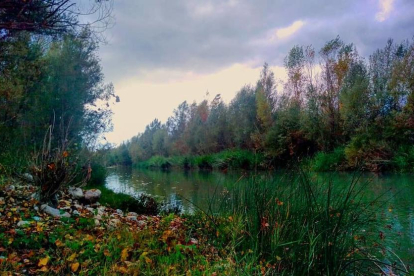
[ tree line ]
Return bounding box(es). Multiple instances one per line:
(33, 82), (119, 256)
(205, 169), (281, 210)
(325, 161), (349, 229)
(109, 37), (414, 172)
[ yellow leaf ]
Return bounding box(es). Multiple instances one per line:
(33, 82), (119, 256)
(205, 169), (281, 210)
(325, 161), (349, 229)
(38, 256), (49, 267)
(55, 239), (64, 247)
(186, 270), (192, 276)
(276, 255), (281, 261)
(145, 257), (152, 264)
(67, 253), (77, 262)
(121, 248), (129, 262)
(71, 262), (80, 272)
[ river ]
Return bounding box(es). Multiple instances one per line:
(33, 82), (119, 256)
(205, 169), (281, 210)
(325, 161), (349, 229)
(105, 166), (414, 266)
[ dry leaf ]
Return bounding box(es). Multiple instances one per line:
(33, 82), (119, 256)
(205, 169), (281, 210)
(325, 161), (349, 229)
(71, 262), (80, 272)
(38, 256), (49, 267)
(67, 253), (77, 262)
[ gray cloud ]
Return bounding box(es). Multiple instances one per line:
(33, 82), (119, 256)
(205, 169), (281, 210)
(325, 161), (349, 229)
(99, 0), (414, 82)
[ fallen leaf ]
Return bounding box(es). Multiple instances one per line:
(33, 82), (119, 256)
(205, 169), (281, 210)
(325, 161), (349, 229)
(38, 256), (49, 267)
(67, 253), (77, 262)
(71, 262), (79, 272)
(121, 248), (129, 262)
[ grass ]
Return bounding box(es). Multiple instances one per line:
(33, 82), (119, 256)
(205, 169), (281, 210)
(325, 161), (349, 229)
(190, 170), (407, 275)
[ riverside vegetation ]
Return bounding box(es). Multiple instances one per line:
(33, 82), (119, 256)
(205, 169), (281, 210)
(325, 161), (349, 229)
(1, 1), (413, 275)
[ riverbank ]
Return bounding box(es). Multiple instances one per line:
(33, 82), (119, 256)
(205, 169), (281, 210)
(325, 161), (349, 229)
(132, 147), (414, 173)
(1, 172), (410, 275)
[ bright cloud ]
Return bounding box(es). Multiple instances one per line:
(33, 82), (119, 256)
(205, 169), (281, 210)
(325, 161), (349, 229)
(376, 0), (395, 22)
(276, 20), (305, 39)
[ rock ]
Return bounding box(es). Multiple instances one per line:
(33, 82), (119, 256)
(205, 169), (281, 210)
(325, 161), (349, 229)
(33, 206), (39, 211)
(5, 185), (15, 192)
(74, 204), (83, 210)
(95, 214), (102, 220)
(40, 204), (71, 218)
(68, 187), (84, 199)
(108, 219), (120, 230)
(137, 220), (146, 227)
(17, 221), (30, 227)
(33, 216), (41, 221)
(126, 216), (137, 221)
(22, 173), (34, 183)
(72, 210), (80, 216)
(95, 219), (100, 226)
(86, 207), (95, 214)
(97, 206), (106, 216)
(30, 192), (40, 201)
(116, 209), (123, 216)
(127, 212), (138, 217)
(84, 189), (101, 203)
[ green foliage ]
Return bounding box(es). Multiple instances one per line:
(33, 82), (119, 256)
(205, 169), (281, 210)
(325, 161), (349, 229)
(392, 146), (414, 172)
(223, 172), (385, 275)
(312, 147), (346, 171)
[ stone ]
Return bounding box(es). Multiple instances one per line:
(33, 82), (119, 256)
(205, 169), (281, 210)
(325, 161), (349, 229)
(68, 187), (84, 199)
(126, 216), (137, 221)
(84, 189), (101, 203)
(72, 210), (80, 216)
(108, 219), (120, 230)
(116, 209), (123, 216)
(127, 212), (138, 217)
(32, 216), (41, 221)
(95, 214), (102, 220)
(40, 204), (71, 218)
(137, 220), (146, 227)
(30, 192), (40, 201)
(22, 173), (34, 183)
(17, 221), (30, 227)
(95, 219), (100, 226)
(5, 185), (15, 192)
(86, 207), (95, 213)
(97, 206), (106, 216)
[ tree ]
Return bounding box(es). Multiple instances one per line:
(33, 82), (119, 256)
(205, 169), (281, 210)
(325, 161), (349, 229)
(0, 0), (113, 39)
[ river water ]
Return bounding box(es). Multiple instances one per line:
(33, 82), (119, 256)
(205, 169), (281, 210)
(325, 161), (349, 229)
(105, 167), (414, 266)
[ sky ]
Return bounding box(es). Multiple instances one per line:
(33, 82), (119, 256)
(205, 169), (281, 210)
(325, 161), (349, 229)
(97, 0), (414, 145)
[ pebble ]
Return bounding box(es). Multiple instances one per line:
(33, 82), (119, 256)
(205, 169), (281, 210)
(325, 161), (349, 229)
(17, 221), (30, 227)
(116, 209), (123, 216)
(126, 216), (137, 221)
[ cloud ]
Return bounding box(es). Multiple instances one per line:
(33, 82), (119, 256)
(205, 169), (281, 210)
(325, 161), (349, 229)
(376, 0), (395, 22)
(99, 0), (414, 84)
(276, 20), (305, 39)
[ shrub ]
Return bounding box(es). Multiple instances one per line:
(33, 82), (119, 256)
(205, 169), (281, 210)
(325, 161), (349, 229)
(312, 147), (345, 171)
(392, 146), (414, 172)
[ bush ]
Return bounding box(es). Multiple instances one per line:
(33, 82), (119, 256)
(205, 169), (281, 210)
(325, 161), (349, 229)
(312, 147), (345, 171)
(392, 146), (414, 172)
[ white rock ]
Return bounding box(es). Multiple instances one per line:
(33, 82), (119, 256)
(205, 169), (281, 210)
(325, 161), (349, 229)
(5, 185), (15, 192)
(95, 219), (100, 226)
(95, 214), (102, 220)
(73, 210), (80, 216)
(68, 187), (84, 199)
(30, 192), (40, 201)
(97, 206), (106, 215)
(116, 209), (123, 216)
(86, 207), (95, 213)
(17, 221), (30, 227)
(40, 204), (71, 218)
(84, 189), (101, 203)
(126, 216), (137, 221)
(108, 219), (120, 230)
(137, 220), (147, 227)
(127, 212), (138, 217)
(22, 173), (34, 183)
